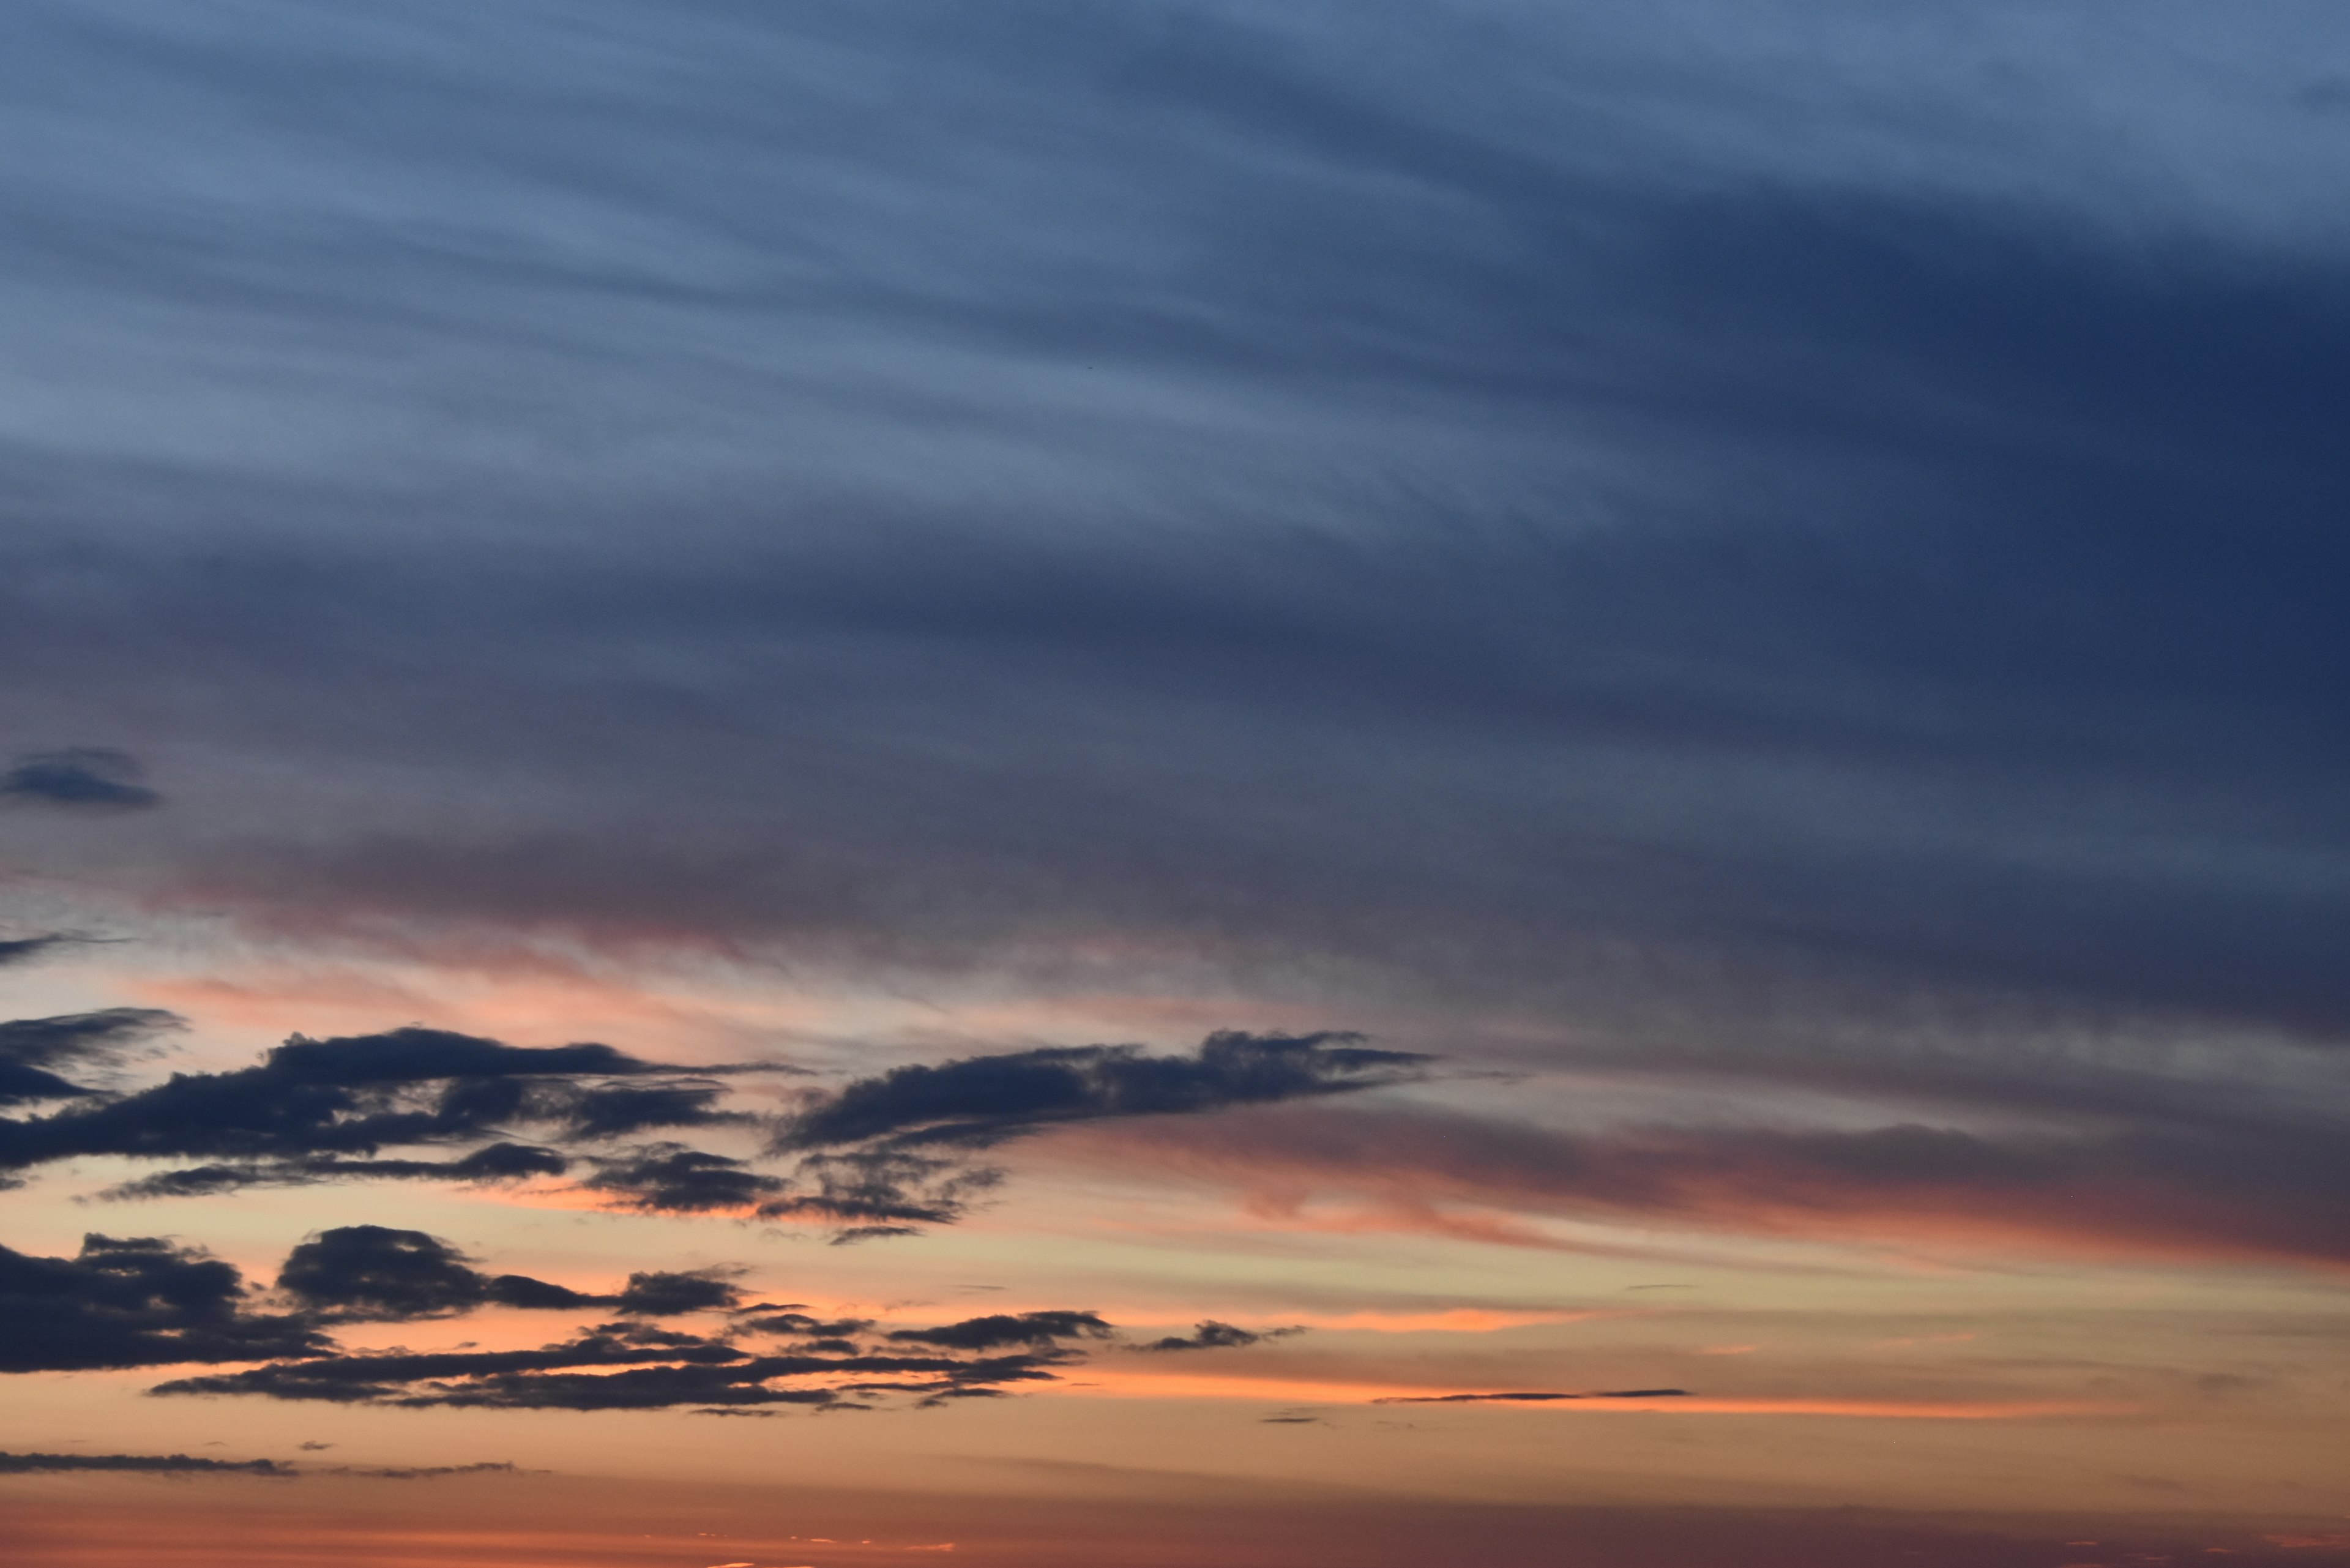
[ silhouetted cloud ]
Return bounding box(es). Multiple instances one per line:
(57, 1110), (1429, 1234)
(883, 1312), (1113, 1351)
(0, 1450), (521, 1480)
(758, 1032), (1428, 1235)
(275, 1225), (742, 1321)
(0, 936), (75, 969)
(98, 1143), (569, 1200)
(0, 1234), (329, 1372)
(781, 1032), (1429, 1153)
(581, 1143), (788, 1213)
(0, 1450), (289, 1475)
(0, 1026), (778, 1197)
(276, 1226), (586, 1322)
(611, 1270), (744, 1316)
(0, 1009), (181, 1108)
(155, 1311), (1105, 1412)
(1132, 1320), (1300, 1353)
(0, 749), (160, 810)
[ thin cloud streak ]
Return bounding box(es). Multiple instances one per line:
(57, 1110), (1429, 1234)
(1055, 1100), (2350, 1271)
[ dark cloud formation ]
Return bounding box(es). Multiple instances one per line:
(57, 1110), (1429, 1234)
(0, 1234), (329, 1373)
(0, 749), (160, 811)
(580, 1143), (788, 1214)
(0, 1009), (180, 1108)
(884, 1312), (1113, 1351)
(758, 1033), (1427, 1234)
(0, 1025), (764, 1197)
(0, 935), (76, 969)
(275, 1225), (742, 1322)
(4, 1018), (1409, 1239)
(155, 1305), (1116, 1413)
(101, 1143), (572, 1201)
(0, 1450), (288, 1476)
(783, 1033), (1427, 1152)
(0, 1225), (757, 1376)
(1132, 1320), (1297, 1353)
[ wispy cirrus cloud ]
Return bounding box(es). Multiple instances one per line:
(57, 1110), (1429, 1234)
(1067, 1100), (2350, 1271)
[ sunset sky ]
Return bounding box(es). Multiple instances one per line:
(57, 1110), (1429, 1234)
(4, 4), (2349, 1566)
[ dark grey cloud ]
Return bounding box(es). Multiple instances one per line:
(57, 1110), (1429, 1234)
(0, 935), (76, 969)
(781, 1032), (1428, 1153)
(0, 1233), (329, 1373)
(735, 1310), (871, 1348)
(276, 1225), (587, 1322)
(883, 1312), (1113, 1352)
(0, 1450), (288, 1476)
(753, 1033), (1425, 1234)
(155, 1308), (1109, 1413)
(0, 1025), (777, 1196)
(274, 1225), (744, 1322)
(610, 1269), (743, 1316)
(1132, 1320), (1298, 1353)
(756, 1148), (1000, 1239)
(580, 1143), (788, 1214)
(0, 749), (160, 811)
(99, 1143), (570, 1201)
(0, 1009), (180, 1108)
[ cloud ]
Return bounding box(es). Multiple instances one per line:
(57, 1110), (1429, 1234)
(758, 1032), (1428, 1235)
(330, 1461), (523, 1480)
(0, 1450), (288, 1475)
(882, 1312), (1113, 1351)
(0, 935), (76, 969)
(0, 1234), (329, 1372)
(756, 1148), (1001, 1235)
(611, 1270), (745, 1317)
(275, 1225), (743, 1321)
(12, 1028), (1414, 1231)
(780, 1033), (1429, 1153)
(0, 1450), (520, 1480)
(154, 1310), (1108, 1413)
(98, 1143), (570, 1200)
(1084, 1101), (2350, 1271)
(0, 1025), (778, 1195)
(0, 1009), (181, 1108)
(1130, 1320), (1299, 1353)
(581, 1144), (789, 1214)
(0, 749), (160, 810)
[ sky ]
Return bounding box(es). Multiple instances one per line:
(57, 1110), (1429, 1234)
(2, 2), (2349, 1564)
